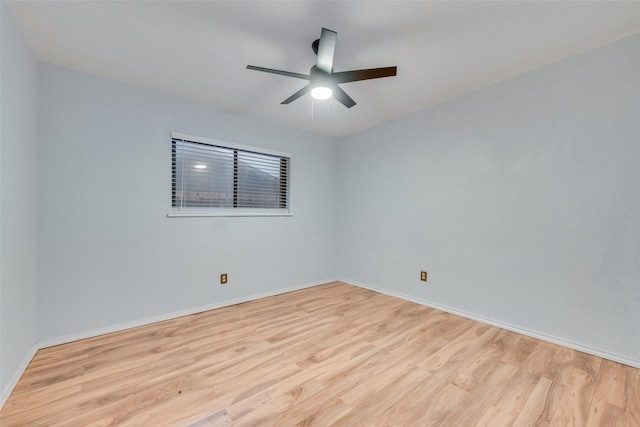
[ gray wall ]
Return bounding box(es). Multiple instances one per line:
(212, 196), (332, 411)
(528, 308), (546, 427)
(0, 1), (39, 402)
(37, 64), (337, 342)
(338, 34), (640, 363)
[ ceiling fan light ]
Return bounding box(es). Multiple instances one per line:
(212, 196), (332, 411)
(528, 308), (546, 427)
(311, 86), (332, 100)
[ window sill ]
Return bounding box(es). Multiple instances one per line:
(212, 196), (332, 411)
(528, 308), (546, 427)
(167, 209), (293, 218)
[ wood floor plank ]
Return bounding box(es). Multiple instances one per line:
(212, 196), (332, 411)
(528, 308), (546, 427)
(475, 405), (516, 427)
(549, 365), (599, 426)
(512, 375), (564, 426)
(1, 281), (638, 426)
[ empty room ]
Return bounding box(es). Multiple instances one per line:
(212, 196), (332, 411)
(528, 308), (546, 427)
(1, 1), (639, 425)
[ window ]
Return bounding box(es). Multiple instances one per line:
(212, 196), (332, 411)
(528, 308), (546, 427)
(170, 132), (290, 216)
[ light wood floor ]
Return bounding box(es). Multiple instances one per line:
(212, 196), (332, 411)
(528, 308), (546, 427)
(1, 282), (638, 426)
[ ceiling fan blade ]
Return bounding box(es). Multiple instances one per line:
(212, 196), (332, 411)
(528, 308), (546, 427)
(281, 85), (312, 104)
(316, 28), (337, 74)
(332, 85), (356, 108)
(246, 65), (310, 80)
(332, 66), (397, 84)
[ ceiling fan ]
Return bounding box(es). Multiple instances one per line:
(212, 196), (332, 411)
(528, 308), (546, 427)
(247, 28), (397, 108)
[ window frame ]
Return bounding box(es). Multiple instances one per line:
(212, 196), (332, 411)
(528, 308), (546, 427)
(168, 132), (292, 217)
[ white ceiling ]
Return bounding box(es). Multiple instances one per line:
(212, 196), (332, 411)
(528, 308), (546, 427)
(8, 1), (640, 137)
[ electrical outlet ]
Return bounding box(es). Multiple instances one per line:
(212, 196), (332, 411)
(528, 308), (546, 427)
(220, 273), (228, 285)
(420, 271), (428, 282)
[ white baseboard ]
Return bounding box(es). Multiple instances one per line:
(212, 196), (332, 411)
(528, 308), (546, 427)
(0, 344), (38, 409)
(39, 279), (333, 349)
(342, 279), (640, 369)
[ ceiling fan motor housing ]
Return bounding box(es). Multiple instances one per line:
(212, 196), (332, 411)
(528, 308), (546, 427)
(310, 66), (333, 89)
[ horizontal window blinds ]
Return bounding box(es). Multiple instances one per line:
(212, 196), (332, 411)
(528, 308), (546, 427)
(172, 136), (290, 210)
